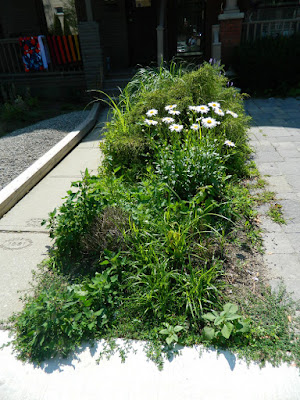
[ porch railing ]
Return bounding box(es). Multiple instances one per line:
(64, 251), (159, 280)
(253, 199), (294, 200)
(0, 35), (83, 75)
(242, 18), (300, 42)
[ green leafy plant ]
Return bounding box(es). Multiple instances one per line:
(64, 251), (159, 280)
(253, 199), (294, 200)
(267, 203), (286, 224)
(159, 323), (184, 346)
(154, 137), (228, 201)
(202, 303), (250, 343)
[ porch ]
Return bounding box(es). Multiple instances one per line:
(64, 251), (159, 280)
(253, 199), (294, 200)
(0, 35), (86, 100)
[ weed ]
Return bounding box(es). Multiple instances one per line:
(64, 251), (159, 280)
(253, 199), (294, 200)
(202, 303), (250, 343)
(228, 284), (300, 367)
(267, 203), (286, 224)
(253, 191), (276, 204)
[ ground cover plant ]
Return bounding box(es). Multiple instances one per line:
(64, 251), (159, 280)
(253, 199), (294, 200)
(4, 62), (299, 367)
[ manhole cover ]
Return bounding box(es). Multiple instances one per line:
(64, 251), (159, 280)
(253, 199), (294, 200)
(1, 238), (33, 250)
(26, 218), (44, 228)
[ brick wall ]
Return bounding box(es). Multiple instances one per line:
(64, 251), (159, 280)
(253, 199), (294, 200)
(219, 18), (243, 65)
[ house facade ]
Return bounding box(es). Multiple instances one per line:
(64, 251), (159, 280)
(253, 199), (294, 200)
(0, 0), (299, 97)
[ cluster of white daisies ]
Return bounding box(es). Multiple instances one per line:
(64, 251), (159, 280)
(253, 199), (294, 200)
(144, 103), (237, 147)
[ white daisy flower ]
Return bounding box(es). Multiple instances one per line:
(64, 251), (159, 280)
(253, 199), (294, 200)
(146, 109), (158, 117)
(196, 117), (202, 122)
(213, 107), (225, 116)
(168, 109), (181, 115)
(196, 105), (209, 114)
(169, 124), (183, 132)
(201, 117), (219, 129)
(162, 117), (175, 124)
(190, 124), (200, 130)
(208, 101), (221, 109)
(224, 139), (236, 147)
(145, 119), (158, 126)
(188, 105), (197, 111)
(165, 104), (177, 110)
(226, 110), (238, 118)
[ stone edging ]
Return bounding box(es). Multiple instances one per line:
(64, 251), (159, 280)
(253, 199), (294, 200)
(0, 102), (101, 218)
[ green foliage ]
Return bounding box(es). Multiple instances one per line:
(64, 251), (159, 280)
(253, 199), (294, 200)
(159, 323), (184, 346)
(154, 137), (228, 201)
(0, 95), (39, 122)
(101, 62), (250, 179)
(63, 0), (78, 34)
(63, 17), (72, 36)
(202, 303), (250, 343)
(231, 285), (300, 367)
(267, 203), (286, 224)
(53, 14), (63, 36)
(8, 266), (120, 363)
(7, 61), (299, 369)
(233, 34), (300, 96)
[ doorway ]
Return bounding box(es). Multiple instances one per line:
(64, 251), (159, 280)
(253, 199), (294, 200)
(126, 0), (157, 66)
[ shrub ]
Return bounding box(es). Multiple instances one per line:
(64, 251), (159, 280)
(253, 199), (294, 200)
(101, 62), (250, 179)
(233, 34), (300, 96)
(53, 13), (63, 36)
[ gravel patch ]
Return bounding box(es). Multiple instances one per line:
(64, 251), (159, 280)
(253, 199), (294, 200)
(0, 110), (89, 191)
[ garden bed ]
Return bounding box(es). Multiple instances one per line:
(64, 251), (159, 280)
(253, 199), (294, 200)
(4, 62), (299, 368)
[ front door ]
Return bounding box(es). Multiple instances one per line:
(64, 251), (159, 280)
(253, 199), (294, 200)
(126, 0), (157, 66)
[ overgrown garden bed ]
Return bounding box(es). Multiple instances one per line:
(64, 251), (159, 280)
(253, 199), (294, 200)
(3, 62), (299, 368)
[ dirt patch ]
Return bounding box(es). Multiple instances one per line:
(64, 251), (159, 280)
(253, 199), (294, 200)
(222, 220), (272, 305)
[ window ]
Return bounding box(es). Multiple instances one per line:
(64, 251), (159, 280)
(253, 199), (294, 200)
(55, 7), (64, 15)
(135, 0), (151, 7)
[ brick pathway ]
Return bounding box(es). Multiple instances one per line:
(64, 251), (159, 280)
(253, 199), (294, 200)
(245, 97), (300, 301)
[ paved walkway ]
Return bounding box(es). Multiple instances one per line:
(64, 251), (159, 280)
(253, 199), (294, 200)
(0, 110), (106, 321)
(245, 97), (300, 301)
(0, 99), (300, 400)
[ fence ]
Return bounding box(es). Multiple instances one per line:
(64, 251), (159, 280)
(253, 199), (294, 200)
(0, 35), (83, 75)
(242, 18), (300, 42)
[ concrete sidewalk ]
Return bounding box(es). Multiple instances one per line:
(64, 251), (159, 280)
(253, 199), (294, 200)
(0, 99), (300, 400)
(0, 109), (106, 320)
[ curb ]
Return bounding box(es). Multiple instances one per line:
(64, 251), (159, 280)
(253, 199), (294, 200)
(0, 102), (101, 218)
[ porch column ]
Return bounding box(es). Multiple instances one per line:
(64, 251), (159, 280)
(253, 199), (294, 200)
(211, 24), (221, 62)
(218, 0), (244, 65)
(85, 0), (93, 22)
(157, 0), (167, 65)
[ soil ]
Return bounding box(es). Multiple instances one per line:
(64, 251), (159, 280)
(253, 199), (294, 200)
(222, 215), (274, 310)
